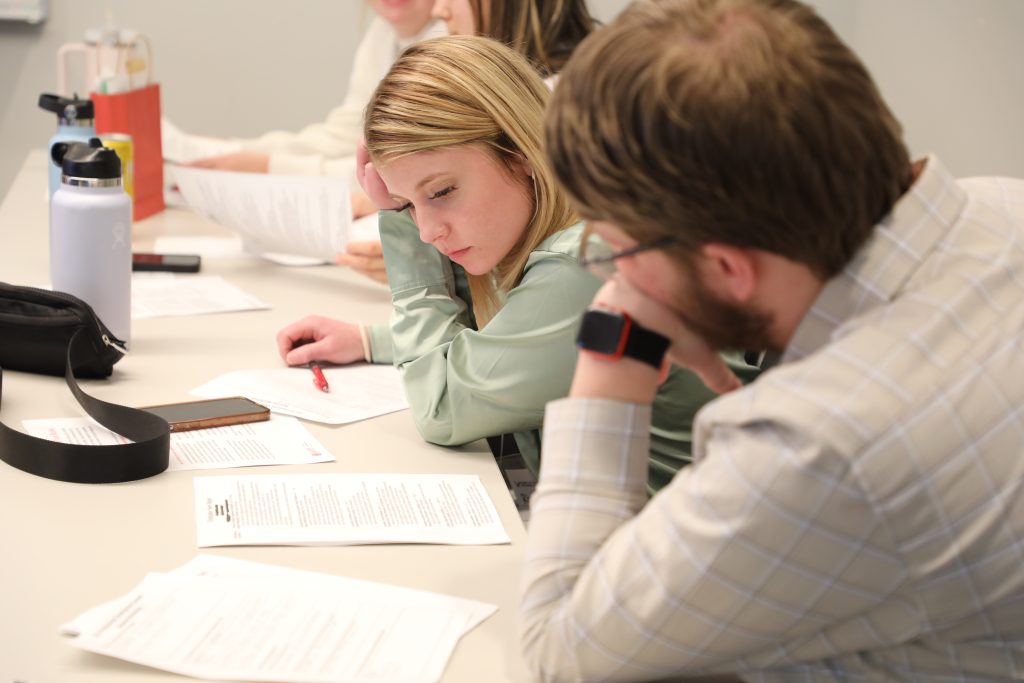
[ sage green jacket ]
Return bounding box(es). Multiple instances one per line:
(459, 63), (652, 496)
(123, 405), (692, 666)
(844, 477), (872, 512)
(366, 210), (760, 493)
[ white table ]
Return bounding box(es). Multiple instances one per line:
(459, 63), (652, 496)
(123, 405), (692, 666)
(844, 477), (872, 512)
(0, 151), (531, 682)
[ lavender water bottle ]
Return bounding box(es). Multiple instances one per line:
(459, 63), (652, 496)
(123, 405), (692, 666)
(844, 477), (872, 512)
(50, 138), (132, 348)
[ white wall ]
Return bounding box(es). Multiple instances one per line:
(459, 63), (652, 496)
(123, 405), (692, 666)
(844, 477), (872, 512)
(811, 0), (1024, 178)
(2, 1), (1022, 202)
(0, 0), (366, 198)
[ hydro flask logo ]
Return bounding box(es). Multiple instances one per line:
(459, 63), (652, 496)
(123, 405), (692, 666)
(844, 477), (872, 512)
(112, 222), (127, 249)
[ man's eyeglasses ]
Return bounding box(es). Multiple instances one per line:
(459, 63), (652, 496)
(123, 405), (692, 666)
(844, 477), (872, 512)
(578, 223), (679, 280)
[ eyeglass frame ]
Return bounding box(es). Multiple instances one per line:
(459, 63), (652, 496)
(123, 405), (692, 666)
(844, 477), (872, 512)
(577, 223), (681, 271)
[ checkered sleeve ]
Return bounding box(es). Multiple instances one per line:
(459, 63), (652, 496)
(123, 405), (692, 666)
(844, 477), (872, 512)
(520, 397), (906, 682)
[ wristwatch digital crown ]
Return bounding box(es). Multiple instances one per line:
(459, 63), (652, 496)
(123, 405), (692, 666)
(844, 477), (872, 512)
(576, 307), (670, 369)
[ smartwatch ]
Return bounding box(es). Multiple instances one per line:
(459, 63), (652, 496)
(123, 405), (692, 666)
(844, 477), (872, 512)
(576, 307), (670, 369)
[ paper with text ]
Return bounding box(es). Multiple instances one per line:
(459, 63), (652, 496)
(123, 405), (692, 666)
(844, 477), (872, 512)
(151, 234), (329, 267)
(132, 274), (269, 318)
(194, 473), (511, 547)
(65, 555), (496, 683)
(23, 415), (334, 471)
(173, 165), (351, 259)
(152, 213), (379, 269)
(190, 364), (408, 425)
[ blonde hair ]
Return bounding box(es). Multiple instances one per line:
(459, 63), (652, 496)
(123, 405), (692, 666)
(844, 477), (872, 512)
(365, 35), (578, 325)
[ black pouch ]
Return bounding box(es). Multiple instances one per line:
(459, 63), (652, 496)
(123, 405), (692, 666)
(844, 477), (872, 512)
(0, 282), (125, 377)
(0, 282), (170, 483)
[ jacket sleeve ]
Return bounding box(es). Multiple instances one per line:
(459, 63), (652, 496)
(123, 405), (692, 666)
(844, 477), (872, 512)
(378, 210), (600, 446)
(520, 396), (901, 681)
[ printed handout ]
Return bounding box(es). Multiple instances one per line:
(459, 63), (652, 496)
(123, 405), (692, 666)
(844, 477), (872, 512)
(150, 211), (380, 268)
(173, 165), (352, 259)
(22, 415), (334, 471)
(190, 364), (409, 425)
(64, 554), (497, 683)
(194, 473), (511, 547)
(132, 274), (269, 318)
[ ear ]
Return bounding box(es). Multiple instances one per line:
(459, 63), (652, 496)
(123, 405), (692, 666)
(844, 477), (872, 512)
(700, 243), (757, 303)
(510, 154), (534, 180)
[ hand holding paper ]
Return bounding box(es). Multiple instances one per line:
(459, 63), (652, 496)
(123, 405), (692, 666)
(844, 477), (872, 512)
(173, 166), (352, 259)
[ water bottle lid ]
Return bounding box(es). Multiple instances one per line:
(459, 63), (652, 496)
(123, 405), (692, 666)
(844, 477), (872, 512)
(58, 138), (122, 181)
(38, 93), (95, 123)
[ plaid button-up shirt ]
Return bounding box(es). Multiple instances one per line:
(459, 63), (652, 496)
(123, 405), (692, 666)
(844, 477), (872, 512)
(521, 156), (1024, 682)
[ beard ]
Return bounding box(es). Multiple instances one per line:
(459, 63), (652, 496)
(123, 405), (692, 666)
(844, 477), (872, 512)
(675, 262), (780, 354)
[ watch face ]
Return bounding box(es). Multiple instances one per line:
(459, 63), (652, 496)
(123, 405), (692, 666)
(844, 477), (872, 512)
(577, 308), (630, 356)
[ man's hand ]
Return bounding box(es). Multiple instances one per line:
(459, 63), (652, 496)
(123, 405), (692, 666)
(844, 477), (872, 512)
(187, 152), (270, 173)
(581, 278), (742, 397)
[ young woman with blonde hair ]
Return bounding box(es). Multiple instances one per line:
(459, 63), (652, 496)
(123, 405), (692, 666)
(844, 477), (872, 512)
(338, 0), (597, 283)
(277, 35), (759, 490)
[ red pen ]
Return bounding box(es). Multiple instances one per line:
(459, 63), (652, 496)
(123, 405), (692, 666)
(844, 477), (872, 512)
(310, 361), (330, 393)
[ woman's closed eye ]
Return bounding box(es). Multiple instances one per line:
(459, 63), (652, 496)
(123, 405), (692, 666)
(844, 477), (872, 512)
(388, 186), (456, 214)
(429, 186), (456, 201)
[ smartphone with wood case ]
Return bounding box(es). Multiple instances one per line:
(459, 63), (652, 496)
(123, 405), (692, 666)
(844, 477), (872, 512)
(132, 252), (202, 273)
(140, 396), (269, 432)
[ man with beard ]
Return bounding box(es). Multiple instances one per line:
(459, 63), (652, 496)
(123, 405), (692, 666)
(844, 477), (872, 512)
(518, 0), (1024, 681)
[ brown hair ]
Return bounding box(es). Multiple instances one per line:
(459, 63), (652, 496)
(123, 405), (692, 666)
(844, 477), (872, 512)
(365, 36), (578, 325)
(546, 0), (911, 279)
(471, 0), (595, 77)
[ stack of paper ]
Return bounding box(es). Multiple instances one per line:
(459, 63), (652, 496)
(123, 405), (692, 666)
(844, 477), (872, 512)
(63, 554), (497, 683)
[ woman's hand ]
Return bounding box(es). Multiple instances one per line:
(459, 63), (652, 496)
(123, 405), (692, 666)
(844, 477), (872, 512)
(276, 315), (366, 366)
(187, 152), (270, 173)
(336, 241), (388, 284)
(355, 138), (401, 210)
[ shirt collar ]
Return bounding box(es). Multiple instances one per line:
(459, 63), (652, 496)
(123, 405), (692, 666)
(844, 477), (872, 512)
(782, 155), (966, 363)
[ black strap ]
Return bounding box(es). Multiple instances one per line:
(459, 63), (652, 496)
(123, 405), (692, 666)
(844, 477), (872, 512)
(0, 329), (169, 483)
(623, 322), (671, 369)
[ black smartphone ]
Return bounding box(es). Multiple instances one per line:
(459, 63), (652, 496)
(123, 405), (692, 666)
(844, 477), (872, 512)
(140, 396), (270, 432)
(132, 252), (202, 273)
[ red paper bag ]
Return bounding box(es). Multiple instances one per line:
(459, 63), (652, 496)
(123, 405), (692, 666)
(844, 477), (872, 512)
(92, 83), (164, 221)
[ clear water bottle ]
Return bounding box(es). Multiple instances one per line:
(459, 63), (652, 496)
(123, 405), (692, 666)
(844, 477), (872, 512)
(38, 93), (96, 201)
(51, 138), (132, 348)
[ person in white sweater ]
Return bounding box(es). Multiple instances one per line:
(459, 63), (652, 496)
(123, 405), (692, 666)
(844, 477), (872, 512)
(191, 1), (443, 180)
(182, 1), (443, 281)
(191, 0), (593, 284)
